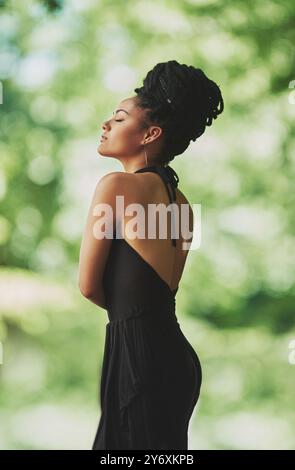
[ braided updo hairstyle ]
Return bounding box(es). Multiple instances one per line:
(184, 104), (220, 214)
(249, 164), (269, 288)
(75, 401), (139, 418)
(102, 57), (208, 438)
(134, 60), (224, 165)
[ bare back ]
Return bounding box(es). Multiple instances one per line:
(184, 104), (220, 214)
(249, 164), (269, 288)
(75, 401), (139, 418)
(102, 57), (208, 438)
(121, 170), (193, 292)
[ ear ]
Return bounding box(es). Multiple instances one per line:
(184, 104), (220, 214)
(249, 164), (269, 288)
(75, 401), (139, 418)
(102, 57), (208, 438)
(142, 126), (162, 144)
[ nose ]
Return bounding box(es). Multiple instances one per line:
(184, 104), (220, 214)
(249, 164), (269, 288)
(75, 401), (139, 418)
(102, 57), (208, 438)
(102, 118), (111, 131)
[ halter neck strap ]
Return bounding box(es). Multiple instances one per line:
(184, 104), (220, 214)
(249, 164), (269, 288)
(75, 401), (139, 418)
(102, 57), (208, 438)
(134, 164), (179, 202)
(134, 164), (179, 247)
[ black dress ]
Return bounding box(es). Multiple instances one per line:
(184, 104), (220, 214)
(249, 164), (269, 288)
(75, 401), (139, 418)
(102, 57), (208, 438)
(92, 164), (202, 450)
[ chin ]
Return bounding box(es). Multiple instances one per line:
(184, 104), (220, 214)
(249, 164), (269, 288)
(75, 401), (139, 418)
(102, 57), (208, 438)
(97, 146), (109, 156)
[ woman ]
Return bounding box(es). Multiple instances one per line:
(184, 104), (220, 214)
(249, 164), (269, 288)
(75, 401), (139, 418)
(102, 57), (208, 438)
(78, 60), (224, 450)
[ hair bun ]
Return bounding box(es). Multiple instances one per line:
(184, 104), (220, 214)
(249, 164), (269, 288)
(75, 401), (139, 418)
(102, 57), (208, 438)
(134, 60), (224, 162)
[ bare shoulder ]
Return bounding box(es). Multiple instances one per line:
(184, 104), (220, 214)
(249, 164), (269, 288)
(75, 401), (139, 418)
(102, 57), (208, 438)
(95, 171), (128, 189)
(94, 171), (130, 198)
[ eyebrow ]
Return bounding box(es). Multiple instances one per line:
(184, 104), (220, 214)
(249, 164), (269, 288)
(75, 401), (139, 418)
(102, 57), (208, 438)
(113, 108), (130, 115)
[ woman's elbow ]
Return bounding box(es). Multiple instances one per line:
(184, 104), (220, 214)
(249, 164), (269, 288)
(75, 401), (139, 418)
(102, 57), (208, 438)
(79, 282), (106, 309)
(79, 287), (93, 299)
(78, 280), (96, 299)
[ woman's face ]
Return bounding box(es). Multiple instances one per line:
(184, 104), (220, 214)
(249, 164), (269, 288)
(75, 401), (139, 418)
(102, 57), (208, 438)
(97, 96), (162, 161)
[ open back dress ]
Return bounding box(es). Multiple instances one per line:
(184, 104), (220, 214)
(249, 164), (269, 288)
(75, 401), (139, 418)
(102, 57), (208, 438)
(92, 164), (202, 450)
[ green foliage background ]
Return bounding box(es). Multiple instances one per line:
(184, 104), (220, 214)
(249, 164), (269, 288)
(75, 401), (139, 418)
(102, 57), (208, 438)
(0, 0), (295, 449)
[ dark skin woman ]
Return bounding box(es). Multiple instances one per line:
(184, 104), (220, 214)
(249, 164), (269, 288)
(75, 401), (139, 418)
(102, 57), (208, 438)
(78, 95), (194, 308)
(78, 60), (224, 450)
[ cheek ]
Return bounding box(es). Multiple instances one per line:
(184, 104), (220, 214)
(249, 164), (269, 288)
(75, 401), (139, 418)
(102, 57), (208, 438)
(117, 126), (141, 147)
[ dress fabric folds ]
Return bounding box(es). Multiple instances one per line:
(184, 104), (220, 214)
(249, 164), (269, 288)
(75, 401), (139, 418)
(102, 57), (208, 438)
(92, 165), (202, 450)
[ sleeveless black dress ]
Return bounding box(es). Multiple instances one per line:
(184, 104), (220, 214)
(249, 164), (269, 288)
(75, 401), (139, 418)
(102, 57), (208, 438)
(92, 164), (202, 450)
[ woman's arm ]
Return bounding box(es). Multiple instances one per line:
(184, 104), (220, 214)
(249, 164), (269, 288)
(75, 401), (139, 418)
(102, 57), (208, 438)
(78, 172), (124, 310)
